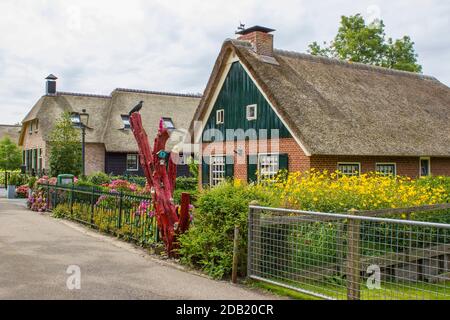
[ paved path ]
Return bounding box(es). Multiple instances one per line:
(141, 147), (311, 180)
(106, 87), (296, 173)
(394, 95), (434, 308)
(0, 199), (275, 300)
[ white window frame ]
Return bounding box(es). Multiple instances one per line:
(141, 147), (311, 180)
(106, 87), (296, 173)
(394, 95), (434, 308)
(419, 157), (431, 177)
(337, 162), (361, 176)
(29, 122), (33, 134)
(34, 119), (39, 132)
(216, 109), (224, 125)
(126, 154), (139, 171)
(258, 153), (280, 181)
(210, 155), (225, 186)
(246, 104), (257, 121)
(376, 163), (397, 176)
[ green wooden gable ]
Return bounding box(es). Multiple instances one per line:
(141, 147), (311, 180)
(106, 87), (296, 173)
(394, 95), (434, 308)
(202, 62), (291, 142)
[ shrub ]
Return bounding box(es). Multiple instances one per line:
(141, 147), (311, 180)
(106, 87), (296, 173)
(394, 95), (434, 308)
(178, 180), (275, 279)
(88, 172), (111, 185)
(27, 176), (37, 188)
(8, 173), (27, 186)
(28, 189), (47, 212)
(16, 185), (29, 198)
(173, 177), (198, 204)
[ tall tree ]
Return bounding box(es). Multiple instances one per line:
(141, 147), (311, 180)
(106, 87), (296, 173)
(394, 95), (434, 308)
(308, 14), (422, 73)
(0, 136), (22, 173)
(49, 112), (82, 177)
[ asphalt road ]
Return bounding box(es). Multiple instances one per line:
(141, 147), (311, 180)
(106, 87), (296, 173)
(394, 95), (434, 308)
(0, 198), (274, 300)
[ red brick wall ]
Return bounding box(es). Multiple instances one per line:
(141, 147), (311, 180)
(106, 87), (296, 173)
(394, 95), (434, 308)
(310, 155), (450, 178)
(430, 157), (450, 176)
(200, 138), (450, 186)
(200, 138), (308, 184)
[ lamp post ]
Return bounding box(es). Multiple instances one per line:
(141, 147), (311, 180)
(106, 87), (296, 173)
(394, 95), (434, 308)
(78, 109), (89, 177)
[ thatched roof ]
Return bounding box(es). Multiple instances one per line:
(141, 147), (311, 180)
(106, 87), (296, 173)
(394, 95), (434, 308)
(20, 89), (201, 153)
(0, 124), (21, 144)
(102, 88), (201, 152)
(191, 39), (450, 157)
(19, 92), (111, 145)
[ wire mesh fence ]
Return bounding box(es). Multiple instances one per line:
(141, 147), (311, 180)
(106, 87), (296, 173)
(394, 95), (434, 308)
(248, 205), (450, 300)
(39, 183), (159, 246)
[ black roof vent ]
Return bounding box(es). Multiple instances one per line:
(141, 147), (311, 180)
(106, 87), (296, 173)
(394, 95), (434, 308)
(45, 74), (58, 80)
(235, 25), (275, 35)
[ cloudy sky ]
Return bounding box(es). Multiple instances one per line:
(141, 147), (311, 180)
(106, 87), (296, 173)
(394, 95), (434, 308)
(0, 0), (449, 124)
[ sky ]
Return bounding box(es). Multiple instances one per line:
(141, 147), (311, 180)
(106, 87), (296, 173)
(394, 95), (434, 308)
(0, 0), (449, 124)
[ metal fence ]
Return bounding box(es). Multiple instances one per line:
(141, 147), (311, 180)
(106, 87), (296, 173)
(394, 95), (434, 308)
(39, 183), (159, 246)
(248, 204), (450, 300)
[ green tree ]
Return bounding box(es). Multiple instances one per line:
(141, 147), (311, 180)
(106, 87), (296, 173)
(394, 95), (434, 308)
(49, 112), (82, 177)
(308, 14), (422, 73)
(0, 136), (22, 173)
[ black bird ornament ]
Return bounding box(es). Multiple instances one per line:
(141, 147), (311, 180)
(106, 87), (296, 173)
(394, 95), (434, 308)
(129, 100), (143, 115)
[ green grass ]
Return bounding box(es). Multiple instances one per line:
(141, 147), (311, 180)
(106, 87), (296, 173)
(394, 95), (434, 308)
(249, 278), (450, 300)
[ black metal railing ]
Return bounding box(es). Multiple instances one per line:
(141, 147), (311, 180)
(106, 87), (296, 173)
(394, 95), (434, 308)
(38, 183), (159, 246)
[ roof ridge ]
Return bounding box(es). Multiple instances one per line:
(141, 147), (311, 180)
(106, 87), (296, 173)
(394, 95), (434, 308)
(113, 88), (202, 98)
(55, 91), (112, 99)
(274, 49), (437, 81)
(0, 124), (21, 127)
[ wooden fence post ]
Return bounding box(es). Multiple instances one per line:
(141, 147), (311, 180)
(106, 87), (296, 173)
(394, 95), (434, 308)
(232, 225), (240, 284)
(346, 209), (361, 300)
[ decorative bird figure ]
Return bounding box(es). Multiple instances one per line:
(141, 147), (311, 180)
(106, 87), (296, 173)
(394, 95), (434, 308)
(129, 100), (144, 115)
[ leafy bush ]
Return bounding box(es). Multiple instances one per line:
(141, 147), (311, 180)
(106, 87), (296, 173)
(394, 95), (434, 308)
(173, 177), (198, 204)
(28, 176), (37, 188)
(0, 170), (20, 186)
(178, 181), (275, 279)
(16, 185), (29, 198)
(176, 177), (197, 190)
(8, 173), (27, 186)
(87, 172), (111, 186)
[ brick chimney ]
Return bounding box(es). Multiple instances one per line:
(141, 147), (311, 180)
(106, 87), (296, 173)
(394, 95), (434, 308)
(45, 74), (57, 95)
(236, 25), (275, 57)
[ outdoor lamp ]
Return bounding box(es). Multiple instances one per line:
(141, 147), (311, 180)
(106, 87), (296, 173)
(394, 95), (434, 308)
(79, 109), (89, 127)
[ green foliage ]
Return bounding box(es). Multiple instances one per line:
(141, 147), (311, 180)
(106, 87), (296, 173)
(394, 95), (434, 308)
(27, 176), (37, 188)
(0, 136), (22, 172)
(178, 181), (275, 279)
(114, 175), (147, 187)
(308, 14), (422, 73)
(175, 177), (198, 190)
(173, 176), (199, 204)
(49, 112), (82, 177)
(8, 172), (27, 186)
(87, 171), (111, 185)
(187, 156), (199, 179)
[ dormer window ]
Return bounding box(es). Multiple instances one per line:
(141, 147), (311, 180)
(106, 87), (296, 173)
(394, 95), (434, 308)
(29, 121), (33, 134)
(162, 117), (175, 130)
(121, 115), (131, 129)
(216, 109), (224, 125)
(246, 104), (257, 120)
(34, 119), (39, 132)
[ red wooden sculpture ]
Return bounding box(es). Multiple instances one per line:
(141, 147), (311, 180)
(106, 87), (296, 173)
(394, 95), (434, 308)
(129, 110), (191, 256)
